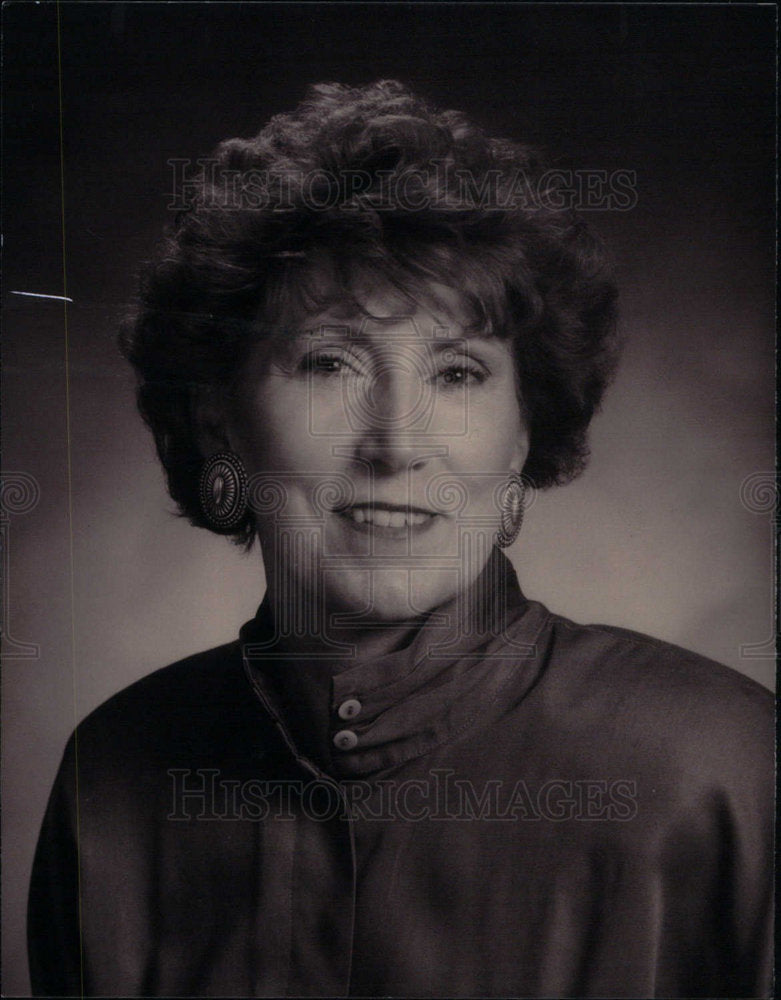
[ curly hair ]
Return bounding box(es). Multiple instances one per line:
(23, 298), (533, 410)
(120, 80), (620, 546)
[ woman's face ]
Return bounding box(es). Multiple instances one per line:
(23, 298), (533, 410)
(226, 283), (528, 624)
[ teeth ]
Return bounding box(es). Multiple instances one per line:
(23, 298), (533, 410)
(341, 508), (432, 527)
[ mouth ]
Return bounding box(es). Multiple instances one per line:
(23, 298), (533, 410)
(333, 502), (439, 533)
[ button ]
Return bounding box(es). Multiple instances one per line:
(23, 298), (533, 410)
(337, 698), (362, 721)
(333, 729), (358, 751)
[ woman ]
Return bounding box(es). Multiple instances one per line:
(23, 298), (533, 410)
(28, 81), (773, 998)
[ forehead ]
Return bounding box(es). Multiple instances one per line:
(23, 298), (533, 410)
(298, 282), (474, 342)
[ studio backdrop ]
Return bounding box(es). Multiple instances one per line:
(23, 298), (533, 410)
(2, 4), (775, 995)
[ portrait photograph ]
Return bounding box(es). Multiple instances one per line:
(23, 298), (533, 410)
(2, 3), (775, 997)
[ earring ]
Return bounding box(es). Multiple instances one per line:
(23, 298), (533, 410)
(495, 473), (525, 548)
(198, 451), (248, 531)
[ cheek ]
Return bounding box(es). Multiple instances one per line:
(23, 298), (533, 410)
(457, 389), (527, 470)
(232, 385), (325, 475)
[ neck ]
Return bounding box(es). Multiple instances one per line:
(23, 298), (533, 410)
(258, 546), (516, 669)
(260, 586), (431, 667)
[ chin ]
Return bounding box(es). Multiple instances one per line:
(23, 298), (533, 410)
(325, 568), (459, 625)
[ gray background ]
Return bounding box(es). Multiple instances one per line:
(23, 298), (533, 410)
(3, 3), (775, 994)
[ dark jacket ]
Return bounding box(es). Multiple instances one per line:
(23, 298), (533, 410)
(28, 552), (774, 997)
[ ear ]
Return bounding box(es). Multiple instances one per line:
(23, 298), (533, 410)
(510, 416), (531, 476)
(191, 385), (231, 457)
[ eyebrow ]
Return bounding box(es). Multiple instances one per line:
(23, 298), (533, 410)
(292, 320), (493, 345)
(293, 333), (493, 359)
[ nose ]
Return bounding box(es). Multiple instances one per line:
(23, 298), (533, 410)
(349, 360), (433, 474)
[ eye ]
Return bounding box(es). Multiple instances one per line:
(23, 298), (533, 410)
(435, 363), (489, 388)
(299, 350), (359, 377)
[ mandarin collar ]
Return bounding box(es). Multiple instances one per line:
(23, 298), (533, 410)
(240, 547), (549, 778)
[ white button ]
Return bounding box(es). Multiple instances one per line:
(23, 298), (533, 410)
(337, 698), (362, 721)
(333, 729), (358, 751)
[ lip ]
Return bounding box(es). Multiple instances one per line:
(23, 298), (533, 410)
(332, 502), (441, 537)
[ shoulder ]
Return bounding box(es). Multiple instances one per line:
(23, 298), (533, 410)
(558, 605), (767, 681)
(527, 603), (774, 785)
(66, 640), (266, 771)
(539, 604), (773, 713)
(81, 639), (244, 721)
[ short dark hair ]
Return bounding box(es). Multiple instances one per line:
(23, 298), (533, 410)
(120, 79), (620, 546)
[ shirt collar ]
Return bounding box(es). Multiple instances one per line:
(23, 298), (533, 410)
(240, 547), (548, 778)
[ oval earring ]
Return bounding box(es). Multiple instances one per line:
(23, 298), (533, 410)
(495, 473), (525, 549)
(198, 451), (248, 532)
